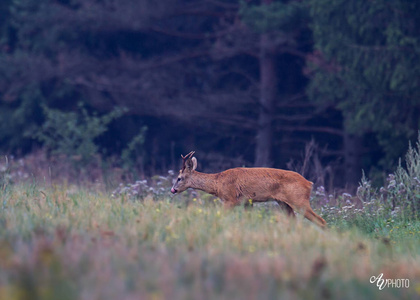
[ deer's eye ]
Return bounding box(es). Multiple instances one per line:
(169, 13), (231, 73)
(177, 178), (182, 182)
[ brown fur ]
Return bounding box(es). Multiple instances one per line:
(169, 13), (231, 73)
(171, 154), (326, 228)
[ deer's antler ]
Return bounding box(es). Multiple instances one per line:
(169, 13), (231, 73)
(181, 151), (195, 170)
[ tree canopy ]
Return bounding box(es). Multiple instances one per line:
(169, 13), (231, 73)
(308, 0), (420, 169)
(0, 0), (419, 188)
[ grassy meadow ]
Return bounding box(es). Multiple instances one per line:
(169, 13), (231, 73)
(0, 180), (419, 300)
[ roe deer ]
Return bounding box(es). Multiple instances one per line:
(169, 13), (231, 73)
(170, 151), (326, 228)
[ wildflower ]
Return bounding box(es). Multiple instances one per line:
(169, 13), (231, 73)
(315, 186), (325, 196)
(387, 180), (396, 189)
(397, 183), (406, 194)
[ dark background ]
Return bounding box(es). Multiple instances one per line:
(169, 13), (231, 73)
(1, 0), (419, 190)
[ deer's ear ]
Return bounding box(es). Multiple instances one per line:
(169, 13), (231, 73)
(192, 157), (197, 171)
(186, 157), (197, 171)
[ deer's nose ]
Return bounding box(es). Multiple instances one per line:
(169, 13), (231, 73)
(171, 188), (177, 194)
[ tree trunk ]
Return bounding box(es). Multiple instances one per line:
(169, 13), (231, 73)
(343, 132), (362, 191)
(255, 30), (276, 167)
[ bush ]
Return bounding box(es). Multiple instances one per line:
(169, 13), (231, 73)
(36, 103), (125, 163)
(357, 133), (420, 218)
(312, 133), (420, 233)
(111, 170), (175, 202)
(121, 126), (148, 171)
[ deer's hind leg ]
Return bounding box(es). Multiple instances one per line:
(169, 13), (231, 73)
(276, 189), (326, 228)
(302, 207), (326, 228)
(271, 192), (295, 218)
(271, 184), (327, 228)
(275, 200), (295, 218)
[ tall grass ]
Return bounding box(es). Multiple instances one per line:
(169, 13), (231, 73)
(0, 182), (419, 300)
(2, 136), (420, 299)
(312, 134), (420, 243)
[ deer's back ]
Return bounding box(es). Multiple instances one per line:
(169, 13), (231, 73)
(216, 167), (312, 200)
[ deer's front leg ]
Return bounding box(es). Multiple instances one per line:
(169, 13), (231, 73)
(244, 198), (254, 210)
(216, 188), (236, 208)
(222, 201), (237, 209)
(220, 193), (241, 209)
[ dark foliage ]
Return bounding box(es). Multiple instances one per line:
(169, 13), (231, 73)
(0, 0), (419, 188)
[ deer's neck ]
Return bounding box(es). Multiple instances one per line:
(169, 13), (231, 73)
(190, 171), (219, 196)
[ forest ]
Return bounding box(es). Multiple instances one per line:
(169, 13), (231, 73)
(1, 0), (420, 189)
(1, 2), (420, 299)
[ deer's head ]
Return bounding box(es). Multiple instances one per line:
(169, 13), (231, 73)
(171, 151), (197, 194)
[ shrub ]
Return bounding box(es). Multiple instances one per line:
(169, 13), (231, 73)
(36, 103), (125, 163)
(121, 126), (148, 171)
(357, 133), (420, 218)
(111, 170), (175, 201)
(311, 134), (420, 234)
